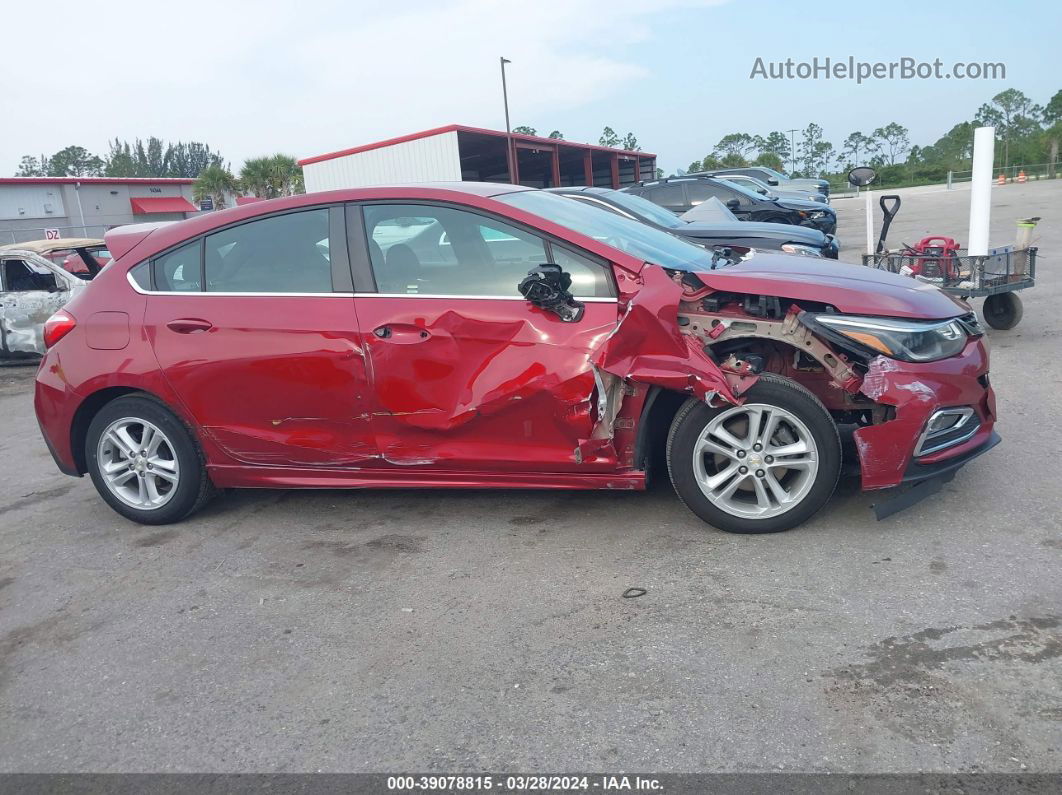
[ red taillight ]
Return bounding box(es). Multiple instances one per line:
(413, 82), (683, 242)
(43, 310), (77, 348)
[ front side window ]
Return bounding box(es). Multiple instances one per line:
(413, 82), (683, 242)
(204, 209), (331, 293)
(363, 205), (539, 297)
(1, 258), (59, 292)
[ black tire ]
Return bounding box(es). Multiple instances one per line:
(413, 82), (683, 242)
(760, 213), (792, 225)
(666, 374), (841, 534)
(86, 395), (215, 525)
(982, 292), (1023, 330)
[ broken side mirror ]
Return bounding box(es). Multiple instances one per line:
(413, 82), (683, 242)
(518, 264), (584, 323)
(726, 198), (741, 210)
(766, 178), (780, 186)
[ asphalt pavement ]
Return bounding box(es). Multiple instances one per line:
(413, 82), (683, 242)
(0, 180), (1059, 773)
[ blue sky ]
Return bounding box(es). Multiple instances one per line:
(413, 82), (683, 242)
(535, 0), (1061, 172)
(3, 0), (1058, 175)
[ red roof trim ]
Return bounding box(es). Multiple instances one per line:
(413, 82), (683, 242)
(129, 196), (199, 214)
(297, 124), (655, 166)
(235, 195), (267, 205)
(0, 177), (195, 185)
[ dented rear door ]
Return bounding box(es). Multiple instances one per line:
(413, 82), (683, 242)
(145, 206), (378, 467)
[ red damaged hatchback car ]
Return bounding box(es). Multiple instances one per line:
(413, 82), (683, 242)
(34, 183), (998, 532)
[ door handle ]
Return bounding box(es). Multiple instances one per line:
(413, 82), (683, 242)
(373, 324), (430, 343)
(166, 318), (213, 334)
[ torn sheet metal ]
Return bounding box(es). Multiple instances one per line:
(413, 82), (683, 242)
(853, 342), (995, 489)
(0, 251), (85, 356)
(591, 265), (742, 405)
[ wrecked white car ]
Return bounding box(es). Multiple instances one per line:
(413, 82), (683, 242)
(0, 247), (87, 358)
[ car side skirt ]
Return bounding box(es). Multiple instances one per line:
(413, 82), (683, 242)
(207, 465), (647, 492)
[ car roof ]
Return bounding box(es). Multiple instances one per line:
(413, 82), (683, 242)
(0, 237), (105, 253)
(543, 186), (613, 196)
(101, 182), (640, 269)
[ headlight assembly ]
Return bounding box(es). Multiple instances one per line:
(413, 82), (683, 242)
(780, 243), (823, 257)
(809, 314), (968, 362)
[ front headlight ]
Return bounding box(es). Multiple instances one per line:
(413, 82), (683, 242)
(811, 314), (968, 362)
(808, 210), (827, 219)
(780, 243), (822, 257)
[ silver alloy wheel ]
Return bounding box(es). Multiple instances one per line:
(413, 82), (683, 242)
(96, 417), (180, 510)
(692, 402), (819, 519)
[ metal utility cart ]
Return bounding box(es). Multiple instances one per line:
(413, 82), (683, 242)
(862, 245), (1037, 330)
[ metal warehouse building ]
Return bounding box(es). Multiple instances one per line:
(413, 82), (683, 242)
(0, 177), (198, 244)
(298, 124), (656, 192)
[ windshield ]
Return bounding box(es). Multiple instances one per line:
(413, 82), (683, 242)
(598, 190), (684, 229)
(498, 190), (715, 272)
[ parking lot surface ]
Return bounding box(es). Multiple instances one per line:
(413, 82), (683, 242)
(1, 180), (1060, 773)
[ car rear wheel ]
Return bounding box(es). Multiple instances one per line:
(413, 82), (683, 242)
(666, 374), (841, 533)
(86, 396), (214, 525)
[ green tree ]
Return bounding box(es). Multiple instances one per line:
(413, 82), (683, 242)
(15, 155), (47, 176)
(513, 125), (537, 135)
(798, 124), (833, 176)
(720, 153), (748, 167)
(1044, 89), (1062, 126)
(104, 139), (138, 176)
(686, 159), (703, 173)
(978, 89), (1040, 168)
(840, 132), (878, 168)
(621, 132), (640, 151)
(239, 154), (304, 198)
(598, 127), (620, 147)
(713, 133), (757, 160)
(872, 123), (911, 165)
(753, 151), (784, 171)
(759, 131), (791, 164)
(47, 145), (104, 177)
(193, 165), (238, 210)
(547, 130), (564, 139)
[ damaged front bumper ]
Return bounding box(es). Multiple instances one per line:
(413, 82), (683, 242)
(853, 336), (997, 510)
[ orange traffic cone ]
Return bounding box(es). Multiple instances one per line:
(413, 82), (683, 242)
(1018, 170), (1027, 183)
(997, 172), (1006, 185)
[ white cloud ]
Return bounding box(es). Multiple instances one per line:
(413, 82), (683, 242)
(2, 0), (724, 172)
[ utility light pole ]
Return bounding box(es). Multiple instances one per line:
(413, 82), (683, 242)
(500, 57), (515, 184)
(787, 128), (799, 175)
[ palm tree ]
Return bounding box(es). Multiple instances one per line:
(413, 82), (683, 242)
(239, 154), (304, 198)
(193, 165), (238, 210)
(239, 157), (275, 198)
(270, 154), (304, 196)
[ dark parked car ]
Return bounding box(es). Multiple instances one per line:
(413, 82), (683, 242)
(36, 183), (997, 533)
(546, 186), (838, 258)
(624, 176), (837, 235)
(700, 166), (830, 198)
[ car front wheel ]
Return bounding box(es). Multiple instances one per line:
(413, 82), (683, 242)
(86, 395), (215, 525)
(666, 374), (841, 533)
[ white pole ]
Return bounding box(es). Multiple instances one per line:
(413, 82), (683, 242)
(968, 126), (995, 256)
(864, 186), (874, 254)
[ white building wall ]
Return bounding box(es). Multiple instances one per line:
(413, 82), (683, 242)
(303, 130), (462, 192)
(0, 184), (67, 221)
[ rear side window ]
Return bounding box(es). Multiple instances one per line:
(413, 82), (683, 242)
(204, 209), (331, 293)
(129, 261), (151, 290)
(153, 241), (201, 292)
(644, 184), (686, 210)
